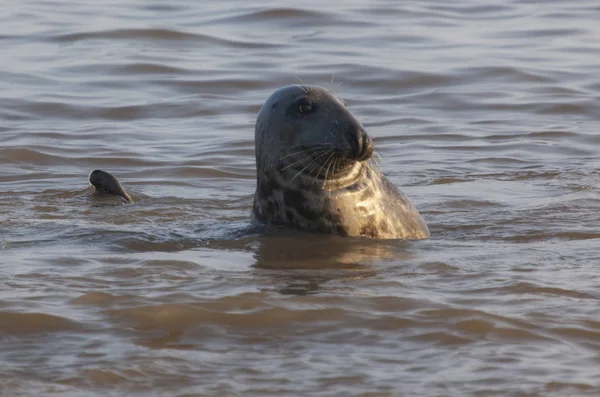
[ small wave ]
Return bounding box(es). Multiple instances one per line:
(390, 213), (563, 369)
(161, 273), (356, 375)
(2, 98), (215, 121)
(109, 303), (350, 331)
(472, 282), (597, 300)
(526, 130), (581, 139)
(492, 27), (591, 39)
(109, 63), (196, 76)
(442, 199), (501, 208)
(0, 147), (66, 166)
(54, 28), (204, 42)
(212, 8), (325, 23)
(0, 147), (161, 168)
(544, 382), (596, 394)
(428, 176), (471, 185)
(535, 102), (597, 116)
(505, 231), (600, 243)
(51, 28), (278, 49)
(208, 7), (371, 29)
(0, 311), (79, 334)
(455, 65), (556, 84)
(70, 292), (132, 307)
(550, 326), (600, 344)
(467, 157), (531, 164)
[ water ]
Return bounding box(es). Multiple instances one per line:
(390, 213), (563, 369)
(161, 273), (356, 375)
(1, 1), (600, 396)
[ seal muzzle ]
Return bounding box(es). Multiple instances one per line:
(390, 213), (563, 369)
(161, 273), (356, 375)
(347, 128), (374, 162)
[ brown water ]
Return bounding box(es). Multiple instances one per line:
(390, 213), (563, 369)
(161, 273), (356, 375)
(1, 1), (600, 396)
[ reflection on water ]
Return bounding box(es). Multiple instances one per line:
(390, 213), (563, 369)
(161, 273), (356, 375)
(253, 231), (406, 270)
(253, 232), (401, 294)
(2, 0), (600, 396)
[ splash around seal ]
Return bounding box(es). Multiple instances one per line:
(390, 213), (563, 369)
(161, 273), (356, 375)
(252, 85), (430, 240)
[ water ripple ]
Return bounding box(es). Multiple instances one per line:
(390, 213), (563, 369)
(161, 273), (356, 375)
(2, 0), (600, 396)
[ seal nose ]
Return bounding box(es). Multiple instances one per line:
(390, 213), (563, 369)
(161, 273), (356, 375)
(347, 128), (374, 162)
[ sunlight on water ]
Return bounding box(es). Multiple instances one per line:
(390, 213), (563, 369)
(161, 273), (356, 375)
(1, 1), (600, 396)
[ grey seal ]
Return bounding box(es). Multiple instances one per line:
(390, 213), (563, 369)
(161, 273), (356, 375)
(252, 85), (429, 239)
(89, 169), (132, 202)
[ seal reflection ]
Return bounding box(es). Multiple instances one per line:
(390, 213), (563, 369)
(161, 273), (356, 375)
(252, 230), (414, 295)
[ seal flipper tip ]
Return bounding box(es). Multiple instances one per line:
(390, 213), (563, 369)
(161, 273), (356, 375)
(89, 169), (133, 203)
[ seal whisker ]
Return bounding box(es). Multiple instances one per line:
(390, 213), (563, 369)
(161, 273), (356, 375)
(280, 149), (328, 171)
(326, 158), (338, 191)
(292, 74), (306, 88)
(303, 150), (331, 172)
(369, 159), (380, 173)
(289, 143), (333, 151)
(307, 156), (328, 181)
(289, 158), (318, 183)
(306, 150), (335, 177)
(280, 148), (331, 172)
(288, 150), (333, 183)
(370, 150), (382, 173)
(280, 154), (314, 171)
(311, 151), (332, 184)
(310, 149), (333, 163)
(331, 159), (338, 191)
(322, 154), (336, 189)
(278, 144), (333, 161)
(278, 148), (316, 161)
(311, 150), (336, 185)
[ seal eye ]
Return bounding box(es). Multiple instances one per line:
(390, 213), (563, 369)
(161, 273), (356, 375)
(296, 99), (315, 115)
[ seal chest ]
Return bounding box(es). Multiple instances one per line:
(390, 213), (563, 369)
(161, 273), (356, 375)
(252, 85), (430, 240)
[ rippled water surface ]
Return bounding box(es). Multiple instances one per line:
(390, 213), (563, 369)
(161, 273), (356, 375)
(2, 1), (600, 396)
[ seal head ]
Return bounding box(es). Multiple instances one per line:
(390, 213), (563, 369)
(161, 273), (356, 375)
(89, 169), (132, 202)
(252, 85), (429, 239)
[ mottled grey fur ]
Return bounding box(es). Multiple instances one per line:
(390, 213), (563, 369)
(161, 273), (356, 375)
(252, 85), (430, 239)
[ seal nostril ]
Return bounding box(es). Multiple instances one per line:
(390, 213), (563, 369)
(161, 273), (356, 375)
(346, 129), (373, 162)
